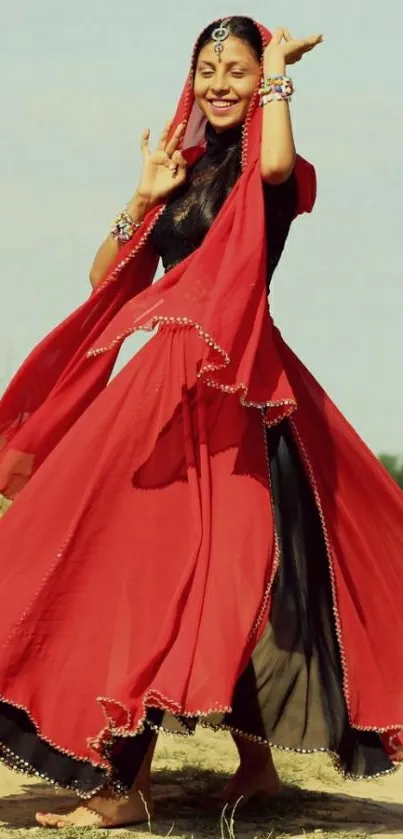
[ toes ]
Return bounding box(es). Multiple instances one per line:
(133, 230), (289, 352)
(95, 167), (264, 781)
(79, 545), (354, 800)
(35, 812), (62, 828)
(35, 812), (75, 829)
(35, 812), (50, 826)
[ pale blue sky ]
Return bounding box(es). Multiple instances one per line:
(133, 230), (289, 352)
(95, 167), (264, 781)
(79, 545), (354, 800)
(1, 0), (402, 453)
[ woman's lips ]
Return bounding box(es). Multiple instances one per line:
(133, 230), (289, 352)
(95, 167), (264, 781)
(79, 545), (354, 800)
(207, 100), (239, 116)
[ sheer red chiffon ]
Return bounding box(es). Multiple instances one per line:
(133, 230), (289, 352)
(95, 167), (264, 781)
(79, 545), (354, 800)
(0, 20), (401, 775)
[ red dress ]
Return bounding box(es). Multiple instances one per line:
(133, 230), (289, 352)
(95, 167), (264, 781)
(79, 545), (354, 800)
(0, 19), (402, 798)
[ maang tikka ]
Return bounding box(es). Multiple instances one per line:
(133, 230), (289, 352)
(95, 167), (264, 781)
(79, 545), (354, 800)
(211, 18), (231, 61)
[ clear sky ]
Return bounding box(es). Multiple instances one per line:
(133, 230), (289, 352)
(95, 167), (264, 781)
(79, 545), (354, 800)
(1, 0), (402, 454)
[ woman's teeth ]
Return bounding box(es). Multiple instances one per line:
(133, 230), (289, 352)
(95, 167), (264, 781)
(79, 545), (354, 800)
(210, 101), (236, 109)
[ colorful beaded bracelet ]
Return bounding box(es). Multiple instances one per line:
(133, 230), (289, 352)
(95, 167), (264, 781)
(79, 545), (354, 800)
(110, 209), (141, 242)
(259, 74), (294, 105)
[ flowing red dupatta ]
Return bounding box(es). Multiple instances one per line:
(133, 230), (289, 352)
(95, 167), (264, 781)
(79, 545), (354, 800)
(0, 21), (315, 501)
(1, 18), (402, 764)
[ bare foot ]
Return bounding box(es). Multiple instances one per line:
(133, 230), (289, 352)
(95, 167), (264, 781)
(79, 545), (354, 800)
(219, 763), (282, 806)
(35, 787), (153, 829)
(199, 764), (281, 811)
(219, 734), (281, 807)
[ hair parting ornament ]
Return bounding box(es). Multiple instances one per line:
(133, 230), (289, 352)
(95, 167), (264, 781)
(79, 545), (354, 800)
(211, 18), (231, 61)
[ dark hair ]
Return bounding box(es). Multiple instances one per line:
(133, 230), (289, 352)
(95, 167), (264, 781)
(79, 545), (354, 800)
(192, 17), (263, 232)
(194, 16), (262, 66)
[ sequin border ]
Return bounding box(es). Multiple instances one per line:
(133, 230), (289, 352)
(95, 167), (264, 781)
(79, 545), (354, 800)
(87, 314), (297, 419)
(0, 688), (399, 801)
(289, 416), (403, 737)
(0, 18), (401, 801)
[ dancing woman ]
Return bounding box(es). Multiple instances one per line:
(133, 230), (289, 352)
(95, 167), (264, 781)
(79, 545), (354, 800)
(0, 16), (402, 830)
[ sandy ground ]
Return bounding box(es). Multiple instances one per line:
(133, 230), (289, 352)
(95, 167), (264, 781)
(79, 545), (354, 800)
(0, 729), (402, 839)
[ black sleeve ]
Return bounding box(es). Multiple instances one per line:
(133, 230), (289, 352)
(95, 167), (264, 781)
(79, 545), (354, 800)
(263, 171), (298, 288)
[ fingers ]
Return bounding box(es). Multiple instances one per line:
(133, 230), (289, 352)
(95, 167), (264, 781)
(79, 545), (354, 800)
(157, 118), (174, 151)
(282, 32), (323, 64)
(298, 34), (323, 55)
(169, 150), (187, 177)
(291, 38), (315, 54)
(157, 149), (186, 177)
(165, 122), (186, 157)
(272, 28), (323, 53)
(143, 119), (186, 159)
(270, 27), (295, 44)
(278, 28), (323, 44)
(283, 29), (294, 41)
(140, 128), (150, 157)
(270, 27), (286, 45)
(305, 33), (323, 46)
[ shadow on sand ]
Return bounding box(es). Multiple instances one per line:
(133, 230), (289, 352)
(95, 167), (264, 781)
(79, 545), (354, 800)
(1, 767), (402, 837)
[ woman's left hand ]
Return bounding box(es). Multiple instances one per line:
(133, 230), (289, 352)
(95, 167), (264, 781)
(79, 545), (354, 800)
(264, 28), (323, 66)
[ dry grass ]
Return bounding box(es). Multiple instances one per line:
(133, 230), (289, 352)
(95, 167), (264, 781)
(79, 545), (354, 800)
(1, 729), (402, 839)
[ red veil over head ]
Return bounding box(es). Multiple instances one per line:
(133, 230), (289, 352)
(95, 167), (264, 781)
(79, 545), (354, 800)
(1, 18), (403, 767)
(0, 19), (316, 500)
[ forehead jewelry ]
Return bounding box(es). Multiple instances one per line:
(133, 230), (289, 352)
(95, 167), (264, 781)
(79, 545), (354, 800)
(211, 18), (231, 61)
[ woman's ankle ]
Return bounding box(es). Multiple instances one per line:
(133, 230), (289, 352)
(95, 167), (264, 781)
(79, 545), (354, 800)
(232, 733), (275, 773)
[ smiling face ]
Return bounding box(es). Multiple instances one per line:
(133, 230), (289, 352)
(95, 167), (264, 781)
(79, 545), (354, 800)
(193, 35), (261, 132)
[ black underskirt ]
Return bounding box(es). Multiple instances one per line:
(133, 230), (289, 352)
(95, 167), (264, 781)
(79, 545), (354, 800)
(0, 421), (392, 796)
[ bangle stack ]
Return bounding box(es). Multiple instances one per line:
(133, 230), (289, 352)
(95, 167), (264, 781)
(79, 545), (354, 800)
(259, 75), (294, 106)
(110, 209), (142, 243)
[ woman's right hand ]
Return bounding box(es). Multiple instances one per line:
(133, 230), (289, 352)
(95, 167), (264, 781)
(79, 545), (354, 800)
(89, 121), (187, 288)
(136, 120), (188, 208)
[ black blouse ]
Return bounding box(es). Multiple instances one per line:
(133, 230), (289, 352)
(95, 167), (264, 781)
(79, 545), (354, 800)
(150, 122), (297, 290)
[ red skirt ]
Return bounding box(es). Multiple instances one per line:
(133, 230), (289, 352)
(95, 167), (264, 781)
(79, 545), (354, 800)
(0, 322), (402, 795)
